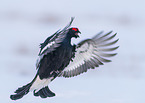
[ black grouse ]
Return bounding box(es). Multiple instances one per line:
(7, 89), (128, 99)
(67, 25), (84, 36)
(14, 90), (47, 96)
(10, 17), (119, 100)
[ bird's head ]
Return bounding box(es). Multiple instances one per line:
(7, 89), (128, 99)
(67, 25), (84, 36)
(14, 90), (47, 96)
(68, 27), (81, 38)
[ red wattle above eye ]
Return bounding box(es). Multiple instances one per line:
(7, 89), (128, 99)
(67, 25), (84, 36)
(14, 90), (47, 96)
(72, 28), (78, 31)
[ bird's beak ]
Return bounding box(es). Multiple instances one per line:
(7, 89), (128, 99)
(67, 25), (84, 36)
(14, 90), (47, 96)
(78, 31), (81, 34)
(75, 31), (81, 38)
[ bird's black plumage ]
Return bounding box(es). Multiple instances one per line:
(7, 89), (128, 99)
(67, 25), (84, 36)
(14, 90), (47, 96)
(10, 17), (119, 100)
(38, 31), (76, 79)
(10, 17), (80, 100)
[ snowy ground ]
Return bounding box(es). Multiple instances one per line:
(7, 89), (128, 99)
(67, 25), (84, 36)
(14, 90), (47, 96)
(0, 0), (145, 103)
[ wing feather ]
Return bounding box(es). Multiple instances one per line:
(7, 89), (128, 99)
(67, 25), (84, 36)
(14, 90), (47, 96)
(36, 18), (74, 69)
(39, 17), (74, 55)
(97, 46), (119, 52)
(60, 31), (119, 78)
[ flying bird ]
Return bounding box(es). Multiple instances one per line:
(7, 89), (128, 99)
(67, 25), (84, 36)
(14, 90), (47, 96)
(10, 18), (119, 100)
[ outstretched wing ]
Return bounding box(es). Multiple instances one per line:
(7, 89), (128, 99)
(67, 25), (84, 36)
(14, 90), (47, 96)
(60, 31), (119, 78)
(36, 17), (74, 69)
(39, 17), (75, 55)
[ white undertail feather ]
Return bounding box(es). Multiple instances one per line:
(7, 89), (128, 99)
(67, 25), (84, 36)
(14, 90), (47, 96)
(30, 76), (53, 92)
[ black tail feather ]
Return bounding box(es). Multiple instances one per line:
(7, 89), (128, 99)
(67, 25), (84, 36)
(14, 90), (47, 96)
(34, 86), (55, 98)
(10, 83), (32, 100)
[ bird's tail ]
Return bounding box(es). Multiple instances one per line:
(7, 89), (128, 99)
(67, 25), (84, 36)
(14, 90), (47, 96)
(33, 86), (55, 98)
(10, 75), (55, 100)
(10, 82), (32, 100)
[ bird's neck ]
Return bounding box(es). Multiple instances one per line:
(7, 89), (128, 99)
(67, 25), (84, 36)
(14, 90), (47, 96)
(63, 34), (72, 45)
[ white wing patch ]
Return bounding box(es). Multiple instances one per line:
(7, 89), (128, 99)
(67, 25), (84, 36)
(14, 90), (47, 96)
(60, 31), (119, 78)
(40, 41), (55, 54)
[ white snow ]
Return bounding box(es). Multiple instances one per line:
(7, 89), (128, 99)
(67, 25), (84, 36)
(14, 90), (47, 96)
(0, 0), (145, 103)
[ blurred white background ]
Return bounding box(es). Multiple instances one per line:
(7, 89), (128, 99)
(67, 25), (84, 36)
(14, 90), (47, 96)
(0, 0), (145, 103)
